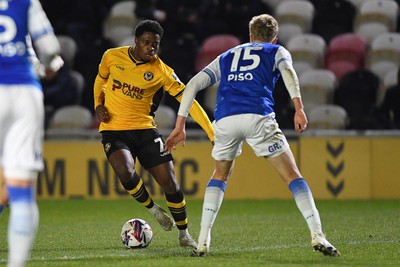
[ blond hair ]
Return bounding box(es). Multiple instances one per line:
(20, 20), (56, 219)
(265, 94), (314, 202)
(249, 14), (278, 42)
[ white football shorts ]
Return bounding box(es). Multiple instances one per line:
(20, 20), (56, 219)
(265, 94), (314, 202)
(212, 113), (290, 161)
(0, 85), (44, 180)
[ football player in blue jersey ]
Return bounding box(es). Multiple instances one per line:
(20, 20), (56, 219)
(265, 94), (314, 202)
(165, 14), (340, 257)
(0, 0), (63, 266)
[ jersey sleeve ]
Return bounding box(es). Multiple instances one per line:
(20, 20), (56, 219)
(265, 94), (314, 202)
(28, 0), (55, 40)
(93, 51), (110, 109)
(161, 67), (186, 95)
(201, 56), (222, 85)
(276, 47), (301, 99)
(177, 71), (213, 117)
(175, 94), (214, 142)
(162, 62), (214, 141)
(28, 0), (61, 67)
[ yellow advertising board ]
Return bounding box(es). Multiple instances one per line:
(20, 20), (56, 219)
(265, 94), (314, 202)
(38, 141), (215, 199)
(300, 137), (371, 199)
(370, 138), (400, 199)
(224, 142), (298, 199)
(38, 137), (400, 200)
(38, 141), (298, 200)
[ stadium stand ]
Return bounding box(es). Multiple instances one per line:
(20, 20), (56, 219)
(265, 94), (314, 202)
(334, 69), (381, 129)
(39, 0), (400, 132)
(274, 0), (315, 45)
(286, 33), (327, 76)
(308, 104), (349, 130)
(354, 0), (399, 43)
(299, 69), (337, 115)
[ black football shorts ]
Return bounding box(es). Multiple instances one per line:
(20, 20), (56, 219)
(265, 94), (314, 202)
(100, 129), (173, 169)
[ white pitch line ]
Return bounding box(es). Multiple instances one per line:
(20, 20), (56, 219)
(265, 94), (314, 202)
(0, 239), (397, 263)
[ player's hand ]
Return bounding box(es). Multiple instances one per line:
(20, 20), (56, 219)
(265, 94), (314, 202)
(294, 109), (308, 133)
(95, 105), (111, 123)
(44, 55), (64, 79)
(0, 168), (9, 207)
(165, 128), (186, 152)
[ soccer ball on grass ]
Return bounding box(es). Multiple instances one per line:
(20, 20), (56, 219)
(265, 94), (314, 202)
(121, 218), (153, 249)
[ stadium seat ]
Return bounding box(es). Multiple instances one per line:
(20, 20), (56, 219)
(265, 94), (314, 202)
(56, 35), (78, 67)
(109, 0), (136, 17)
(354, 15), (391, 44)
(69, 70), (85, 105)
(103, 15), (137, 46)
(311, 0), (356, 44)
(324, 33), (368, 69)
(308, 104), (349, 129)
(325, 60), (359, 82)
(346, 0), (364, 10)
(383, 67), (399, 90)
(359, 0), (398, 30)
(286, 33), (327, 76)
(118, 35), (135, 47)
(154, 104), (176, 129)
(195, 34), (240, 72)
(48, 105), (93, 129)
(377, 67), (400, 105)
(354, 0), (398, 43)
(299, 69), (337, 115)
(366, 32), (400, 81)
(334, 69), (381, 129)
(274, 0), (315, 45)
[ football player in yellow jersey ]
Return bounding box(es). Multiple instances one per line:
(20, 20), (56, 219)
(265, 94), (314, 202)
(93, 19), (214, 249)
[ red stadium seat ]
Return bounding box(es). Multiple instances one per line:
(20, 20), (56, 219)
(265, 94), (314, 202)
(195, 34), (240, 72)
(325, 60), (359, 81)
(324, 33), (368, 69)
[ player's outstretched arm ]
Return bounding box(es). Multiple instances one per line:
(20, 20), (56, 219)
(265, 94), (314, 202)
(175, 71), (215, 143)
(165, 116), (187, 152)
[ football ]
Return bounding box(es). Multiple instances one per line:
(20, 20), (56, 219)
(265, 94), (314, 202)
(121, 218), (153, 249)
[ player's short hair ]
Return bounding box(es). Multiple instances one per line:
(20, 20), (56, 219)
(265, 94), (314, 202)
(134, 19), (164, 39)
(249, 14), (278, 43)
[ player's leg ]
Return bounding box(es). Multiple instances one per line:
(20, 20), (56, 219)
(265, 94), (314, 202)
(0, 167), (8, 216)
(6, 179), (38, 267)
(267, 149), (340, 256)
(2, 87), (44, 267)
(192, 115), (242, 256)
(148, 161), (196, 248)
(193, 159), (234, 256)
(106, 147), (174, 231)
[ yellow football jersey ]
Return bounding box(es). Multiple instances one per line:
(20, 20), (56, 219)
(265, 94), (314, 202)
(93, 46), (214, 141)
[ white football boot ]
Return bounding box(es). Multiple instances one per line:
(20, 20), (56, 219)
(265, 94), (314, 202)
(191, 231), (210, 257)
(149, 203), (175, 231)
(178, 229), (197, 249)
(311, 232), (341, 257)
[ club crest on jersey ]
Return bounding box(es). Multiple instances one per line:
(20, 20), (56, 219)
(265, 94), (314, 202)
(144, 71), (154, 81)
(104, 143), (111, 153)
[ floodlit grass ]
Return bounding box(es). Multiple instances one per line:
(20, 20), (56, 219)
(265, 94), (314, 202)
(1, 199), (399, 266)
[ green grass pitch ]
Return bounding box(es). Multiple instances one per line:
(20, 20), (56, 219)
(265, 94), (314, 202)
(1, 199), (399, 266)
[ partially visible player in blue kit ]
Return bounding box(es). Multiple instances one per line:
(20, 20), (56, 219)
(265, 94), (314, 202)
(165, 14), (340, 257)
(0, 0), (63, 266)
